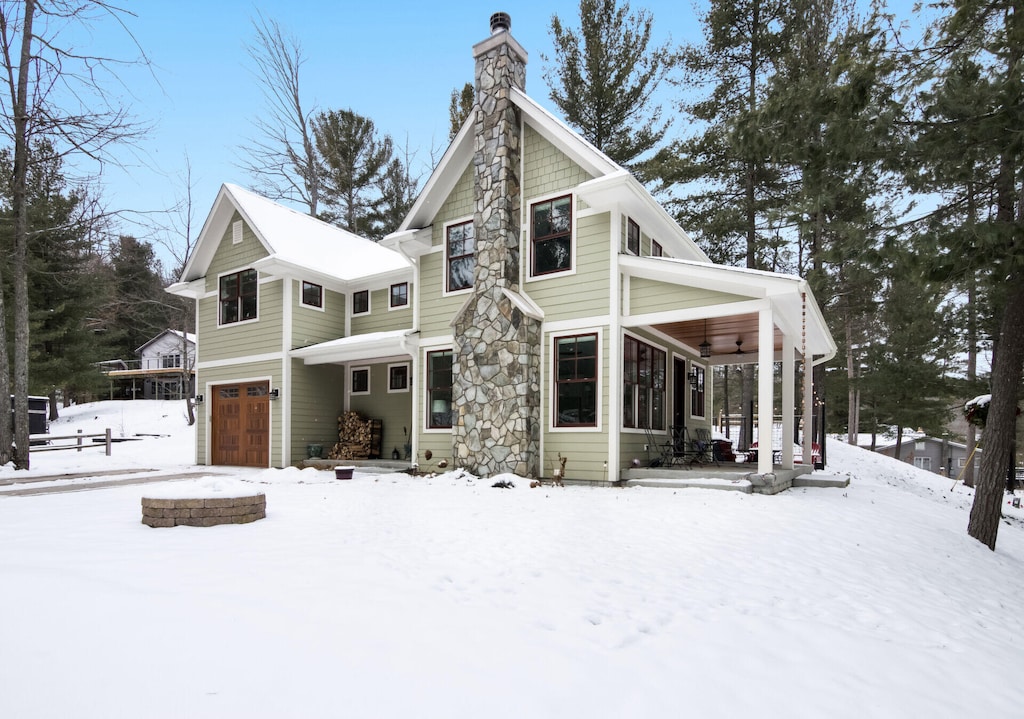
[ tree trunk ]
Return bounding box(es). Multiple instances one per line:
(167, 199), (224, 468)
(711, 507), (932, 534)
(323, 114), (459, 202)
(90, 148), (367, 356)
(964, 269), (978, 487)
(968, 279), (1024, 550)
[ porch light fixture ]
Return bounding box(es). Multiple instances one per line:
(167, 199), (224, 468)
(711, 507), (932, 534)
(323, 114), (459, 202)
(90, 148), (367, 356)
(270, 388), (280, 400)
(688, 366), (701, 389)
(699, 319), (712, 358)
(195, 394), (204, 405)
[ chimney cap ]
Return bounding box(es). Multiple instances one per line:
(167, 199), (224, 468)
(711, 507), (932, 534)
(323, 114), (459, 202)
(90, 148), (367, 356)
(490, 12), (511, 34)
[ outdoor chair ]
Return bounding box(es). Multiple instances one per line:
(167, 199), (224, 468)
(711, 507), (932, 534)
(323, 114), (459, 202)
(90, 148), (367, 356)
(689, 428), (719, 467)
(644, 426), (675, 467)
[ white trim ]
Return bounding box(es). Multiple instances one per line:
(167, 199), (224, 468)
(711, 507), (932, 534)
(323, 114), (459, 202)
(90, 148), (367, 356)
(442, 216), (475, 297)
(202, 374), (274, 469)
(387, 362), (411, 394)
(419, 334), (455, 350)
(232, 220), (242, 244)
(388, 281), (410, 311)
(299, 280), (326, 312)
(688, 361), (707, 421)
(547, 327), (604, 434)
(526, 191), (578, 282)
(423, 347), (454, 434)
(215, 267), (259, 328)
(622, 330), (671, 430)
(349, 366), (371, 396)
(544, 315), (611, 334)
(282, 278), (293, 467)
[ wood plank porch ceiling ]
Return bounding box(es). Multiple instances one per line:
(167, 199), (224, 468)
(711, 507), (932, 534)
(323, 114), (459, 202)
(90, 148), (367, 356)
(653, 313), (784, 358)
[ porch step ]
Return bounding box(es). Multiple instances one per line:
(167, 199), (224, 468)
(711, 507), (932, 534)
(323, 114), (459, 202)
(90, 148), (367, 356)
(791, 473), (850, 489)
(624, 477), (753, 493)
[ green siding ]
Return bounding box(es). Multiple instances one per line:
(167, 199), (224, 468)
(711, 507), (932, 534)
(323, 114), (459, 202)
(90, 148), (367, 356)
(526, 212), (611, 323)
(195, 359), (284, 467)
(541, 327), (611, 483)
(523, 124), (593, 199)
(348, 361), (413, 461)
(629, 278), (750, 317)
(419, 251), (466, 337)
(204, 211), (269, 293)
(351, 287), (414, 335)
(292, 284), (346, 349)
(289, 360), (346, 462)
(198, 279), (284, 364)
(431, 165), (475, 249)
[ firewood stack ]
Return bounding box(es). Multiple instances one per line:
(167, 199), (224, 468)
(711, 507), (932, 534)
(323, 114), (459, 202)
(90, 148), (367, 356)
(328, 411), (373, 460)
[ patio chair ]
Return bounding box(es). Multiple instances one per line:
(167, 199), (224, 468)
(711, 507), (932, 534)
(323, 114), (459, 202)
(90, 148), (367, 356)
(644, 426), (675, 467)
(689, 428), (719, 467)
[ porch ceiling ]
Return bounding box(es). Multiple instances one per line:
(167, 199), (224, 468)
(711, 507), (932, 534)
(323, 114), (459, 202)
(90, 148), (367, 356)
(653, 314), (784, 361)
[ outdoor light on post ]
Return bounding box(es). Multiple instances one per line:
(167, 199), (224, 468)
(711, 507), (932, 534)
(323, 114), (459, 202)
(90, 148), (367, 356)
(699, 318), (712, 358)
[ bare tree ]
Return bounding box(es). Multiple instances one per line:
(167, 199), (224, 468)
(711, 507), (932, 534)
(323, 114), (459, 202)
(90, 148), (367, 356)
(239, 12), (320, 216)
(0, 0), (148, 468)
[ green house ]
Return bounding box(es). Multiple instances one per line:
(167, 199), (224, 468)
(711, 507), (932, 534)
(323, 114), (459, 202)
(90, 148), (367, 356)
(168, 14), (836, 486)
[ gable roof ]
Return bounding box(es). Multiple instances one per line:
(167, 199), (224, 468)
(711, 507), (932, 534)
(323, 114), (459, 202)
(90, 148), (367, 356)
(177, 183), (412, 291)
(390, 89), (709, 263)
(135, 329), (196, 355)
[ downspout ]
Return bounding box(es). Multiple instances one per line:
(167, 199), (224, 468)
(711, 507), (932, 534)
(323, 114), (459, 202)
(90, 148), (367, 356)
(282, 277), (293, 467)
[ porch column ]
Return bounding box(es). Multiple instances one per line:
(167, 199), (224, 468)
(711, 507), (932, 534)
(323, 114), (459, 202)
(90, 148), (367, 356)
(757, 307), (774, 476)
(803, 356), (814, 468)
(781, 332), (795, 469)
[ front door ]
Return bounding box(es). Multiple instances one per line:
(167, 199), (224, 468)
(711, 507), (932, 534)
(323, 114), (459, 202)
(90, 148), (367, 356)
(211, 381), (270, 467)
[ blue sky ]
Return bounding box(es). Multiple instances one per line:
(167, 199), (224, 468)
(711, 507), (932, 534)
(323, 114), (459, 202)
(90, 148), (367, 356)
(80, 1), (921, 270)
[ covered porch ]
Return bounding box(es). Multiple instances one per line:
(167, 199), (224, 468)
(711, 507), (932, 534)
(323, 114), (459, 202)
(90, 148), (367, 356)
(619, 255), (837, 484)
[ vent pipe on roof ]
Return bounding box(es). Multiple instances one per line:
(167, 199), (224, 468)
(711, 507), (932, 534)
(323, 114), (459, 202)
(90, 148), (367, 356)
(490, 12), (511, 34)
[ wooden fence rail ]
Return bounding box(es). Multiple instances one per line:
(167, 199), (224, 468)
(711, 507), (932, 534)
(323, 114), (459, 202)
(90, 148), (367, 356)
(30, 428), (112, 456)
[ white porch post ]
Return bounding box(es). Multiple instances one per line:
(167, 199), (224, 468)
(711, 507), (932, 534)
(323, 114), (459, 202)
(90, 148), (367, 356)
(781, 332), (795, 469)
(757, 307), (774, 476)
(803, 357), (814, 468)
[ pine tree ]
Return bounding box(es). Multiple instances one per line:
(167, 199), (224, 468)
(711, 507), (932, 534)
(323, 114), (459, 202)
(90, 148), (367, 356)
(314, 109), (394, 236)
(448, 82), (474, 141)
(543, 0), (675, 176)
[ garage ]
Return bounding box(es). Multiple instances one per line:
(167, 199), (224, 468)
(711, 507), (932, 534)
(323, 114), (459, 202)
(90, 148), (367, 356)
(211, 381), (270, 467)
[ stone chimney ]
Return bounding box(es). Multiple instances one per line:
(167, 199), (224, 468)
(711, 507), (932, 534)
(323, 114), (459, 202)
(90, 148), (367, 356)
(451, 14), (541, 478)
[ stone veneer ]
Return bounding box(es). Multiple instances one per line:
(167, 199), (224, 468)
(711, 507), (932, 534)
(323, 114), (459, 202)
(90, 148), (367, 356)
(451, 16), (542, 479)
(141, 493), (266, 527)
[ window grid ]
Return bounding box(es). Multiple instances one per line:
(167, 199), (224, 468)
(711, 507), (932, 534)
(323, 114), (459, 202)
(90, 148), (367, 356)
(219, 269), (258, 325)
(352, 290), (369, 315)
(531, 195), (573, 276)
(554, 334), (598, 428)
(390, 282), (409, 308)
(447, 221), (475, 292)
(627, 218), (640, 255)
(427, 350), (454, 429)
(623, 336), (666, 430)
(301, 281), (323, 308)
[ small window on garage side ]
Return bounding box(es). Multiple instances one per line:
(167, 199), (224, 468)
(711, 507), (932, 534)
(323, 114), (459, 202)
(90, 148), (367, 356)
(301, 281), (323, 309)
(351, 367), (370, 395)
(389, 364), (410, 393)
(353, 290), (369, 315)
(390, 282), (409, 309)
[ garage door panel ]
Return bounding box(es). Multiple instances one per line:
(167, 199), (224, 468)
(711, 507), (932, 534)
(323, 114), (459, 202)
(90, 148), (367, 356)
(212, 381), (270, 467)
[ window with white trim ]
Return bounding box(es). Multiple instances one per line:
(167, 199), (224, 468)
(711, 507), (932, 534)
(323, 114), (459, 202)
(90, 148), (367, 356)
(554, 334), (597, 427)
(690, 364), (706, 419)
(301, 281), (323, 308)
(627, 218), (640, 255)
(446, 220), (475, 292)
(352, 290), (369, 315)
(219, 269), (258, 325)
(623, 336), (665, 429)
(389, 364), (410, 393)
(390, 282), (409, 308)
(350, 367), (370, 395)
(427, 350), (454, 429)
(914, 456), (932, 471)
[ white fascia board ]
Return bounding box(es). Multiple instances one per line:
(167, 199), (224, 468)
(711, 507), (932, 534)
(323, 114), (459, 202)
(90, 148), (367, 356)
(291, 330), (419, 366)
(165, 278), (206, 299)
(618, 254), (766, 299)
(398, 121), (474, 232)
(381, 227), (433, 258)
(502, 288), (545, 320)
(253, 256), (414, 294)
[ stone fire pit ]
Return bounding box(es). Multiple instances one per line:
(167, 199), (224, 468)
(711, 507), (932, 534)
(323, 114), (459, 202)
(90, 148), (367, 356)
(141, 478), (266, 528)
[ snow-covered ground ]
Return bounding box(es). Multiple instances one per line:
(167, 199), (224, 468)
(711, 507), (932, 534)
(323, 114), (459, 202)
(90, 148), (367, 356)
(2, 400), (1023, 718)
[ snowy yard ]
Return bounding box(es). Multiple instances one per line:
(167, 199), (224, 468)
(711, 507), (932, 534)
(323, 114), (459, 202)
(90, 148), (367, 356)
(1, 401), (1023, 718)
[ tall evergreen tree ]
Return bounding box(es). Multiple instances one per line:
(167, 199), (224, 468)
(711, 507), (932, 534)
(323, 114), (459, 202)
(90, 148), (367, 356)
(543, 0), (675, 176)
(100, 236), (173, 365)
(448, 82), (474, 141)
(314, 108), (394, 236)
(909, 0), (1024, 549)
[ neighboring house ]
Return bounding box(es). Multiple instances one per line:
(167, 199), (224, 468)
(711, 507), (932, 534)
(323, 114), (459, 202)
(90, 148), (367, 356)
(167, 14), (836, 481)
(104, 329), (196, 400)
(875, 434), (982, 478)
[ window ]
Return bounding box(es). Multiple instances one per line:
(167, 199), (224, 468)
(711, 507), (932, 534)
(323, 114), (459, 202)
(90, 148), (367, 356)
(447, 220), (475, 292)
(351, 367), (370, 395)
(219, 269), (258, 325)
(627, 218), (640, 255)
(651, 240), (663, 257)
(161, 354), (181, 369)
(531, 195), (572, 276)
(623, 336), (666, 429)
(301, 281), (323, 308)
(690, 364), (706, 418)
(389, 364), (409, 393)
(915, 440), (926, 451)
(914, 456), (932, 471)
(390, 282), (409, 308)
(352, 290), (369, 315)
(427, 350), (454, 429)
(554, 334), (597, 427)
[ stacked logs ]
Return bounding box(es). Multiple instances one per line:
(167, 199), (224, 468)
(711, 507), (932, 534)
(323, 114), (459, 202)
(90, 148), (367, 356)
(328, 411), (373, 460)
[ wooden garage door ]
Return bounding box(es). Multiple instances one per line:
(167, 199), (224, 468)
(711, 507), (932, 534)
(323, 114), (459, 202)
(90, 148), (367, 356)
(211, 382), (270, 467)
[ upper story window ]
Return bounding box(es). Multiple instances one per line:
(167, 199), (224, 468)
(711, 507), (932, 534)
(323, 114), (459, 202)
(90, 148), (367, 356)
(162, 354), (182, 369)
(352, 289), (369, 315)
(623, 336), (665, 430)
(427, 350), (454, 429)
(531, 195), (572, 276)
(554, 333), (597, 427)
(390, 282), (409, 308)
(219, 269), (258, 325)
(447, 220), (475, 292)
(690, 364), (706, 419)
(627, 218), (640, 255)
(651, 240), (663, 257)
(301, 281), (323, 308)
